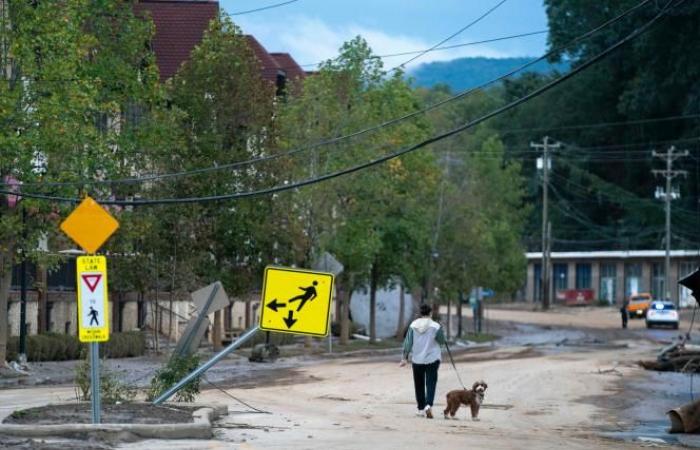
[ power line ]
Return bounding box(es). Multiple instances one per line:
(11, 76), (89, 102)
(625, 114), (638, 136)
(2, 0), (657, 190)
(394, 0), (509, 69)
(1, 0), (679, 206)
(298, 30), (548, 68)
(229, 0), (300, 16)
(502, 113), (700, 135)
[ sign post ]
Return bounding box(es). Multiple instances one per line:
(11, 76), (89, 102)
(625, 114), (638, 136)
(60, 196), (119, 424)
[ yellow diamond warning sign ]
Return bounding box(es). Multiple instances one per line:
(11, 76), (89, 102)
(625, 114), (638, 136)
(60, 196), (119, 254)
(259, 266), (334, 336)
(76, 255), (110, 342)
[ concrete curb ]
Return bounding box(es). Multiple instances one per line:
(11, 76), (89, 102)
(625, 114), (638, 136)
(0, 403), (227, 440)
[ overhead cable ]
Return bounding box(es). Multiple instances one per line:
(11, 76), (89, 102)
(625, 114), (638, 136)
(393, 0), (509, 69)
(3, 0), (657, 190)
(0, 0), (679, 206)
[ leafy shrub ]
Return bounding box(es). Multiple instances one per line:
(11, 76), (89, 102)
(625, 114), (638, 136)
(75, 353), (137, 404)
(7, 332), (146, 362)
(147, 354), (201, 403)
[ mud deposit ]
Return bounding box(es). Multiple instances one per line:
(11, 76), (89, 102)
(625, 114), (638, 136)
(2, 403), (195, 425)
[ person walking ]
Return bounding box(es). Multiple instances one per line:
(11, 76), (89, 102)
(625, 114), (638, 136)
(400, 304), (446, 419)
(620, 298), (629, 329)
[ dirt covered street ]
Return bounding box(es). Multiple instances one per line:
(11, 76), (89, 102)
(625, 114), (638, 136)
(1, 306), (698, 449)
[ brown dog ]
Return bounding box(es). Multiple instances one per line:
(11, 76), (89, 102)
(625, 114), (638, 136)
(443, 381), (488, 421)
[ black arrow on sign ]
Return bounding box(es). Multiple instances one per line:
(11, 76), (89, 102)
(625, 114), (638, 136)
(266, 299), (286, 312)
(283, 310), (297, 329)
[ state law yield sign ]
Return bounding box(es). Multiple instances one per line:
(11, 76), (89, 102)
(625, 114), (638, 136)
(259, 266), (334, 337)
(76, 256), (110, 342)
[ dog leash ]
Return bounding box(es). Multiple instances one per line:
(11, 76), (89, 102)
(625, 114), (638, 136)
(444, 341), (467, 390)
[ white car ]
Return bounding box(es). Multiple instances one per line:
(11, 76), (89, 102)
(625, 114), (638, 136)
(646, 301), (679, 329)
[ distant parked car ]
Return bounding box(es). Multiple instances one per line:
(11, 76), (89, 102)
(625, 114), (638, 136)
(646, 301), (679, 329)
(627, 293), (652, 319)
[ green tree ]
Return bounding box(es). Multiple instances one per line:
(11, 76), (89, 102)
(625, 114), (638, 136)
(275, 37), (437, 343)
(154, 14), (277, 298)
(0, 0), (173, 363)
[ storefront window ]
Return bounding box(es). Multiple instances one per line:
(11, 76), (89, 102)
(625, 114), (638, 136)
(600, 263), (616, 304)
(576, 263), (591, 289)
(625, 263), (642, 297)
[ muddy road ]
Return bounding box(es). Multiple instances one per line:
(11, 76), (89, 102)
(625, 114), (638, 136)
(1, 306), (698, 449)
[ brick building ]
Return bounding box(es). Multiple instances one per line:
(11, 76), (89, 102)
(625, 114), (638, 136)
(525, 250), (700, 306)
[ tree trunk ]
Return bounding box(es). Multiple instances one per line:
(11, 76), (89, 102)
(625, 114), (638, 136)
(395, 283), (405, 339)
(457, 291), (463, 338)
(338, 276), (351, 345)
(213, 310), (222, 351)
(425, 275), (440, 322)
(446, 295), (451, 340)
(369, 262), (378, 344)
(36, 263), (47, 334)
(0, 249), (14, 364)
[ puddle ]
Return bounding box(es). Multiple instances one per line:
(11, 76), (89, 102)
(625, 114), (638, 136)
(499, 324), (587, 348)
(601, 421), (679, 446)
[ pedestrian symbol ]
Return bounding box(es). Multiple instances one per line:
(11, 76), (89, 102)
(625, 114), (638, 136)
(259, 267), (334, 336)
(288, 281), (318, 311)
(88, 307), (100, 326)
(76, 256), (110, 342)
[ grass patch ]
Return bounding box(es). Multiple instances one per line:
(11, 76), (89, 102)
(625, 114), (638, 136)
(460, 332), (499, 343)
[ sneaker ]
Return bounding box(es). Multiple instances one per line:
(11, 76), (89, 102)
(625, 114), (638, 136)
(425, 406), (433, 419)
(415, 410), (425, 417)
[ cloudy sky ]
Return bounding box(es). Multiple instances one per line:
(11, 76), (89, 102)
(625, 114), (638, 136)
(219, 0), (549, 70)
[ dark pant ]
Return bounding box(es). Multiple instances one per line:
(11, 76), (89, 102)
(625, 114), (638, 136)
(412, 360), (440, 410)
(620, 309), (628, 329)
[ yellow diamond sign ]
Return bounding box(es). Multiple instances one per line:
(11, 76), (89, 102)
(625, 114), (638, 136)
(60, 196), (119, 254)
(259, 266), (334, 337)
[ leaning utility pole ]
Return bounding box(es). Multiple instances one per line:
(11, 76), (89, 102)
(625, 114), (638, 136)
(652, 146), (688, 305)
(532, 137), (560, 310)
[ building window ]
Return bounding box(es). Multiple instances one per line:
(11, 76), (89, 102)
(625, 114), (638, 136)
(47, 258), (77, 291)
(599, 263), (617, 304)
(575, 263), (591, 289)
(533, 263), (542, 302)
(11, 262), (36, 290)
(625, 263), (642, 297)
(652, 263), (665, 300)
(553, 263), (568, 291)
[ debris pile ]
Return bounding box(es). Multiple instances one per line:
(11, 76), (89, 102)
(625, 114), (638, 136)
(639, 336), (700, 373)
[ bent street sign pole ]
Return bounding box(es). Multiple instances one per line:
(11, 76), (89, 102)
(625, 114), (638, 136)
(259, 266), (334, 337)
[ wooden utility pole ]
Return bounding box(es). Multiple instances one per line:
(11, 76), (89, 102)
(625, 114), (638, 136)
(531, 137), (560, 310)
(653, 146), (688, 305)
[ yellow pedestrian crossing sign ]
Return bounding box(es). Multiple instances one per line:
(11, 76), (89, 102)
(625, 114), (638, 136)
(259, 266), (334, 336)
(76, 256), (110, 343)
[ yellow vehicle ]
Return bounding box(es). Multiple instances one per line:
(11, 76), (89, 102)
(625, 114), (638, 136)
(627, 293), (652, 319)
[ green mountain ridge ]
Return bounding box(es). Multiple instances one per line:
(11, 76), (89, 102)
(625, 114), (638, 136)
(409, 56), (568, 91)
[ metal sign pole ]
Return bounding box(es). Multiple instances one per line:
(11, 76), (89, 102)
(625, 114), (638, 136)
(152, 325), (260, 405)
(90, 342), (101, 424)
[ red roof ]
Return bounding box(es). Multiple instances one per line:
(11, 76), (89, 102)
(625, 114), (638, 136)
(244, 35), (282, 83)
(270, 53), (306, 80)
(135, 0), (219, 81)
